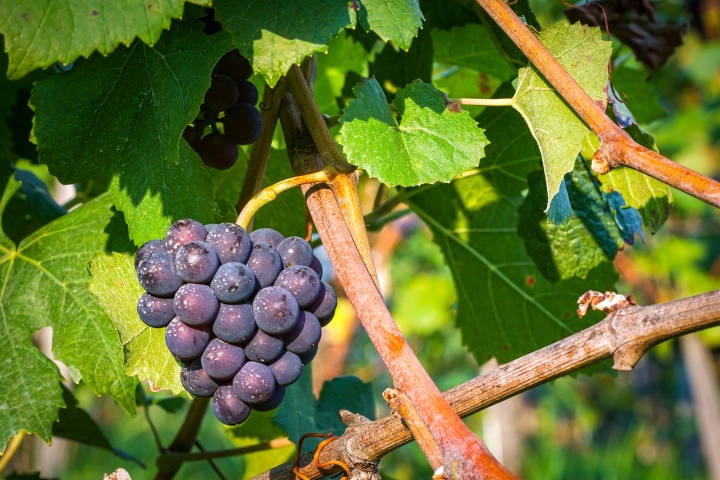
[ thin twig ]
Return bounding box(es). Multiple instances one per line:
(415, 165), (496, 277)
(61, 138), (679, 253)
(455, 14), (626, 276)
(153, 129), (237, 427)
(194, 441), (228, 480)
(157, 438), (293, 470)
(143, 404), (165, 452)
(0, 431), (26, 472)
(154, 397), (210, 480)
(452, 97), (514, 106)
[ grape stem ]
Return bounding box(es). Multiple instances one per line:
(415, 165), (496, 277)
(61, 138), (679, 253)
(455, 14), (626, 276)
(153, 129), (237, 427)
(235, 166), (343, 230)
(451, 97), (514, 106)
(0, 431), (25, 472)
(156, 438), (293, 469)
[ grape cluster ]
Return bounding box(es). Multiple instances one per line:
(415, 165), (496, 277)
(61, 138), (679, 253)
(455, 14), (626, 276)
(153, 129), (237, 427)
(183, 49), (263, 171)
(134, 219), (337, 425)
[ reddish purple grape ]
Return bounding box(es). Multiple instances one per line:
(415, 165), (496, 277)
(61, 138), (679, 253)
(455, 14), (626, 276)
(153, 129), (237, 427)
(213, 303), (256, 344)
(222, 103), (262, 145)
(165, 318), (211, 360)
(201, 338), (246, 380)
(181, 358), (219, 397)
(307, 281), (337, 326)
(136, 251), (183, 297)
(276, 236), (313, 268)
(252, 286), (299, 335)
(298, 346), (318, 365)
(210, 262), (256, 303)
(274, 266), (321, 307)
(206, 223), (253, 264)
(268, 351), (302, 386)
(236, 80), (258, 105)
(249, 228), (284, 247)
(165, 219), (208, 254)
(284, 311), (322, 355)
(175, 241), (220, 283)
(233, 362), (276, 404)
(309, 255), (323, 278)
(134, 239), (167, 269)
(213, 49), (253, 83)
(204, 74), (240, 112)
(252, 385), (286, 412)
(174, 284), (219, 326)
(137, 293), (175, 327)
(246, 243), (283, 288)
(212, 385), (252, 425)
(243, 329), (284, 364)
(200, 133), (238, 170)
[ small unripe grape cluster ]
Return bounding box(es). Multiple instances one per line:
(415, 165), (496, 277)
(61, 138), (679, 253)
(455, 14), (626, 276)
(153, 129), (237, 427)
(183, 48), (262, 171)
(134, 219), (337, 425)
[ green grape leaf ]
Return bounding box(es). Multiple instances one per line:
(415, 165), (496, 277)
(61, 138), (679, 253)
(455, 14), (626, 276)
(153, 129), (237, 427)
(359, 0), (424, 50)
(316, 376), (375, 436)
(0, 0), (212, 80)
(89, 252), (184, 395)
(512, 22), (612, 212)
(209, 147), (306, 238)
(314, 32), (370, 116)
(369, 26), (433, 100)
(431, 24), (516, 81)
(214, 0), (356, 87)
(404, 93), (618, 364)
(227, 411), (295, 479)
(339, 78), (488, 186)
(272, 368), (317, 445)
(31, 11), (231, 245)
(0, 188), (137, 453)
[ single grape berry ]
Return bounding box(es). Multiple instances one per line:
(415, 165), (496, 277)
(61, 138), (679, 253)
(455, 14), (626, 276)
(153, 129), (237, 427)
(212, 385), (252, 426)
(165, 318), (211, 360)
(200, 133), (238, 170)
(236, 80), (259, 106)
(252, 286), (300, 335)
(136, 251), (183, 297)
(252, 385), (286, 412)
(204, 74), (240, 112)
(249, 228), (284, 247)
(233, 362), (276, 404)
(137, 293), (175, 327)
(243, 329), (284, 364)
(134, 239), (167, 269)
(174, 284), (219, 326)
(182, 125), (203, 154)
(307, 281), (337, 326)
(213, 49), (253, 83)
(274, 266), (321, 307)
(165, 219), (208, 254)
(201, 338), (246, 380)
(268, 351), (302, 386)
(181, 358), (219, 397)
(309, 255), (323, 278)
(284, 311), (322, 355)
(246, 243), (283, 288)
(223, 103), (262, 145)
(213, 303), (256, 344)
(276, 236), (314, 268)
(175, 241), (221, 284)
(211, 262), (256, 303)
(206, 223), (253, 264)
(298, 346), (318, 365)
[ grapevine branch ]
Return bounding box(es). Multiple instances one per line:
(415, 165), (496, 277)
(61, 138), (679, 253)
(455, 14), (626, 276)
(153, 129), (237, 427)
(475, 0), (720, 209)
(278, 77), (515, 479)
(250, 289), (720, 480)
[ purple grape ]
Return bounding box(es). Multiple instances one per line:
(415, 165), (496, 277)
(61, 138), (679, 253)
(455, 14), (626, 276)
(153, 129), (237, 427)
(137, 293), (175, 327)
(274, 266), (321, 307)
(246, 242), (283, 288)
(243, 329), (284, 364)
(252, 286), (300, 335)
(200, 133), (238, 170)
(213, 49), (253, 83)
(252, 385), (286, 412)
(175, 241), (221, 283)
(165, 318), (211, 359)
(212, 385), (252, 426)
(205, 223), (219, 234)
(206, 223), (253, 264)
(268, 351), (302, 386)
(210, 262), (256, 303)
(165, 219), (208, 254)
(233, 362), (276, 404)
(204, 74), (240, 112)
(309, 255), (323, 278)
(136, 251), (183, 297)
(249, 228), (284, 247)
(307, 281), (337, 326)
(181, 358), (219, 397)
(222, 103), (262, 145)
(284, 311), (322, 355)
(213, 303), (256, 344)
(298, 346), (318, 365)
(174, 284), (219, 326)
(236, 80), (258, 105)
(276, 236), (313, 268)
(134, 239), (167, 269)
(201, 338), (246, 380)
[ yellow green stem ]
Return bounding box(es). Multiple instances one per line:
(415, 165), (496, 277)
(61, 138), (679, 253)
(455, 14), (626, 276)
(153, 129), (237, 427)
(0, 431), (26, 472)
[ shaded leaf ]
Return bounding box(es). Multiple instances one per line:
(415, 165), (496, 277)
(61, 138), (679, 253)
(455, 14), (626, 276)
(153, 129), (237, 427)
(89, 252), (184, 395)
(358, 0), (423, 50)
(369, 26), (433, 100)
(214, 0), (356, 86)
(339, 78), (488, 186)
(316, 376), (375, 436)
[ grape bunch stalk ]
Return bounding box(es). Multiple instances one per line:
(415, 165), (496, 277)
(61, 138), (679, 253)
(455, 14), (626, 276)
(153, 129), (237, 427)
(183, 46), (263, 171)
(134, 219), (337, 426)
